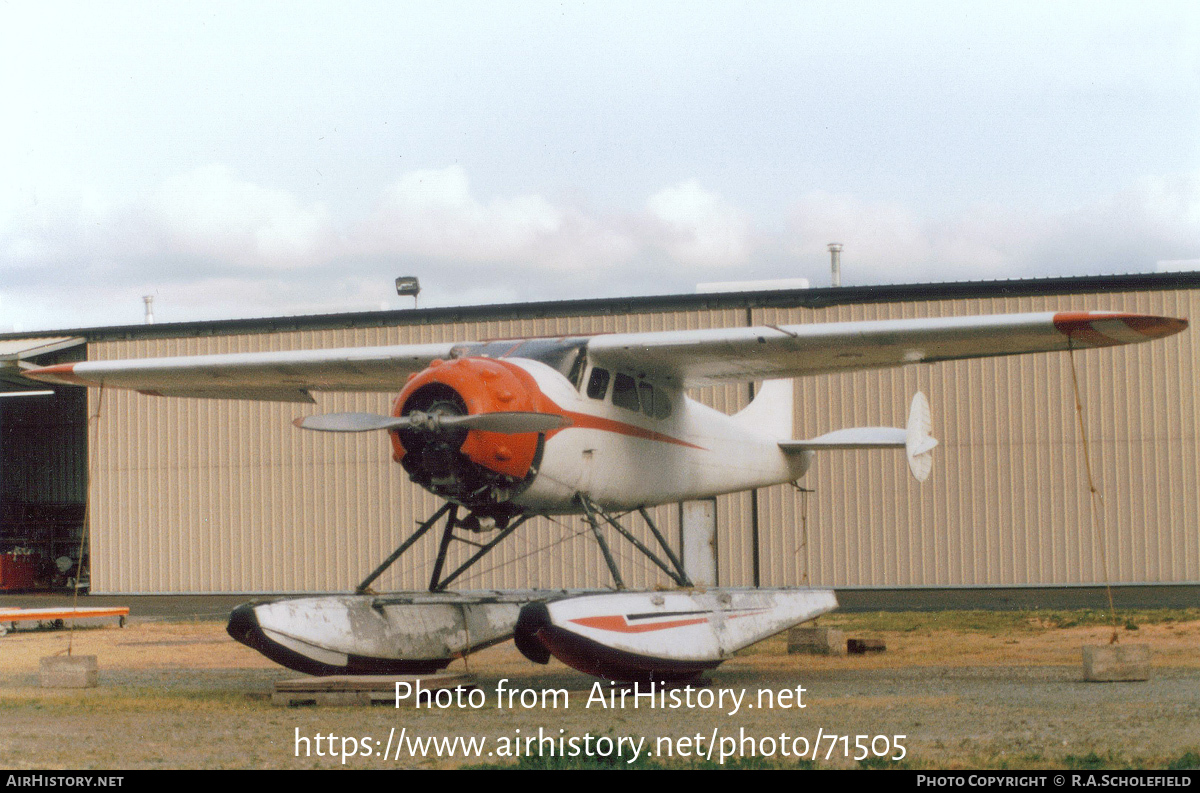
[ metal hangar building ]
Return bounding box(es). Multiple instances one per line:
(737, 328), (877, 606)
(1, 271), (1196, 601)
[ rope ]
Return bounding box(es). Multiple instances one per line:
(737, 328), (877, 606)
(68, 382), (104, 656)
(1067, 343), (1120, 644)
(791, 483), (813, 585)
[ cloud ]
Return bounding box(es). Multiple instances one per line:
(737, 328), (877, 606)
(149, 165), (336, 268)
(354, 165), (636, 272)
(645, 180), (752, 268)
(783, 173), (1200, 286)
(3, 163), (1199, 331)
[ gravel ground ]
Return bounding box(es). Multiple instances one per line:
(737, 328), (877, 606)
(0, 616), (1197, 770)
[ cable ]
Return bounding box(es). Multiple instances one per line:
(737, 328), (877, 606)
(67, 382), (104, 657)
(1067, 342), (1120, 644)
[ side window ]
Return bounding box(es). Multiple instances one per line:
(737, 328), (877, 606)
(653, 388), (672, 420)
(586, 367), (610, 400)
(612, 373), (641, 412)
(638, 382), (654, 417)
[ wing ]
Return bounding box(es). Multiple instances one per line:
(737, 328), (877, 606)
(24, 342), (460, 403)
(23, 310), (1187, 400)
(588, 311), (1187, 386)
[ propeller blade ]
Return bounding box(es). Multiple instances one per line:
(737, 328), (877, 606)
(293, 413), (408, 433)
(439, 411), (570, 434)
(293, 410), (569, 434)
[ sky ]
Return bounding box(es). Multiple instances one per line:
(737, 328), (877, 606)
(1, 1), (1198, 331)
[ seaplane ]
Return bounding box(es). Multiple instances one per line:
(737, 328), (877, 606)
(26, 309), (1187, 680)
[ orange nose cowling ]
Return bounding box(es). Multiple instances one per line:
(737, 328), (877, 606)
(389, 357), (556, 479)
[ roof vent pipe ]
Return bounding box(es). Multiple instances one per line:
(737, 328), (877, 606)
(143, 295), (155, 325)
(828, 243), (843, 288)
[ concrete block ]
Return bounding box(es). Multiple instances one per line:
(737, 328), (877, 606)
(1082, 644), (1151, 682)
(40, 655), (98, 688)
(787, 626), (846, 656)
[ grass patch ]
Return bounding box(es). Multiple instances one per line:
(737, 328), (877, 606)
(1062, 751), (1134, 770)
(463, 754), (818, 770)
(0, 687), (265, 715)
(1166, 751), (1200, 770)
(464, 749), (1200, 771)
(857, 756), (912, 769)
(817, 608), (1200, 634)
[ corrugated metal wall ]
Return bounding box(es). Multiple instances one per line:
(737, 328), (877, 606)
(87, 286), (1198, 593)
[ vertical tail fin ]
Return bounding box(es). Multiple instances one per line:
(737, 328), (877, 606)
(733, 379), (794, 439)
(905, 392), (936, 482)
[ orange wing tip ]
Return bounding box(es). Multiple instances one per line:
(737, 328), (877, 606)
(23, 363), (93, 386)
(1053, 312), (1188, 346)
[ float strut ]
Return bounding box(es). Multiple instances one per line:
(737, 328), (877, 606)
(427, 505), (461, 592)
(431, 513), (536, 592)
(638, 507), (693, 587)
(356, 502), (454, 594)
(597, 509), (690, 587)
(578, 496), (625, 590)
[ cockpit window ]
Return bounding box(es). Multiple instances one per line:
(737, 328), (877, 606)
(612, 373), (640, 412)
(566, 349), (588, 388)
(586, 367), (611, 400)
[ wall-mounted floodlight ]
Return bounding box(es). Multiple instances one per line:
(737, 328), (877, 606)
(395, 276), (421, 308)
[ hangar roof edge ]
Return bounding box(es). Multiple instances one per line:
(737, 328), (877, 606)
(4, 270), (1199, 343)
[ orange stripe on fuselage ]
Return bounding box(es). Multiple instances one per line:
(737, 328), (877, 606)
(554, 410), (707, 450)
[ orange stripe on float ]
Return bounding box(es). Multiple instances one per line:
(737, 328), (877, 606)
(569, 609), (769, 634)
(569, 615), (711, 633)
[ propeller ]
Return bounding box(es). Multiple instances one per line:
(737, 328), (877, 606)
(293, 410), (569, 434)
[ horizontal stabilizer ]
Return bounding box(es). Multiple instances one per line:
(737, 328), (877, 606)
(781, 391), (937, 482)
(780, 427), (906, 450)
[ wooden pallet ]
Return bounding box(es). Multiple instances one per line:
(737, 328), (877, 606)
(272, 672), (476, 707)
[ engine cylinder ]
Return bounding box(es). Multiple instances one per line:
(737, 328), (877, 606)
(389, 357), (557, 510)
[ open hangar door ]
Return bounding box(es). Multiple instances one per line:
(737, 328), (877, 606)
(0, 337), (87, 591)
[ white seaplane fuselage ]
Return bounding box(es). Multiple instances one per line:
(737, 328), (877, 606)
(492, 358), (808, 514)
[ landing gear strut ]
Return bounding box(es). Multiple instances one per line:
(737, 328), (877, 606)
(356, 502), (536, 593)
(356, 496), (692, 594)
(576, 495), (693, 589)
